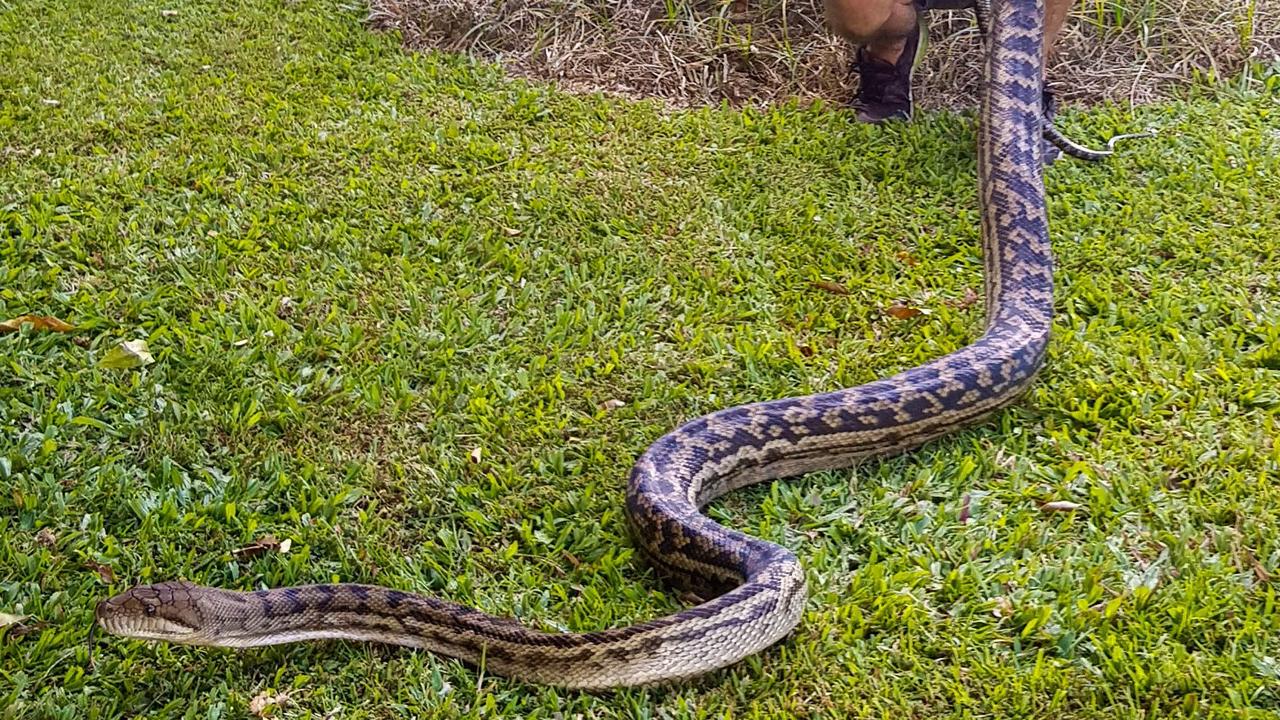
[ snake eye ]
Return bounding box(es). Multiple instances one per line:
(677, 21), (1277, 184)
(144, 605), (156, 617)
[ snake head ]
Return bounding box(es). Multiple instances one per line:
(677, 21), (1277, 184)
(95, 580), (209, 645)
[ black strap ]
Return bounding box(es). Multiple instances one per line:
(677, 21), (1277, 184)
(916, 0), (975, 9)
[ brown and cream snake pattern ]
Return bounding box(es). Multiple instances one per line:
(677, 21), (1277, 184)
(97, 0), (1061, 690)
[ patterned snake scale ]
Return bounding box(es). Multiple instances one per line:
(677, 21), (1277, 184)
(97, 0), (1055, 690)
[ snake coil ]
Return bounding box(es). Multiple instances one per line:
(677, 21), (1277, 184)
(99, 0), (1073, 690)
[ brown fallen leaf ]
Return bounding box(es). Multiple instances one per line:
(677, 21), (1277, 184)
(1040, 500), (1083, 513)
(811, 280), (850, 296)
(896, 251), (920, 267)
(885, 304), (924, 320)
(232, 534), (281, 561)
(959, 493), (972, 523)
(0, 315), (75, 333)
(797, 344), (815, 358)
(950, 287), (980, 310)
(249, 690), (291, 718)
(1242, 547), (1273, 583)
(34, 527), (56, 549)
(85, 561), (115, 583)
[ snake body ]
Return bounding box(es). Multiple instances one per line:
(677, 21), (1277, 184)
(97, 0), (1053, 690)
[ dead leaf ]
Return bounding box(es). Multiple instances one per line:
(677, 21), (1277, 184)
(949, 287), (980, 310)
(598, 399), (626, 412)
(0, 315), (75, 333)
(249, 690), (291, 718)
(232, 535), (282, 561)
(277, 297), (295, 318)
(797, 344), (815, 358)
(811, 280), (850, 296)
(885, 304), (924, 320)
(469, 447), (482, 464)
(992, 596), (1013, 618)
(34, 527), (56, 548)
(0, 612), (26, 628)
(85, 561), (115, 583)
(959, 493), (971, 523)
(1040, 500), (1083, 513)
(100, 339), (154, 369)
(1242, 547), (1273, 583)
(503, 227), (522, 236)
(160, 8), (178, 16)
(896, 251), (920, 267)
(2, 619), (43, 639)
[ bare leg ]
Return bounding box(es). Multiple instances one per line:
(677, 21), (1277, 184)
(825, 0), (919, 63)
(1044, 0), (1072, 62)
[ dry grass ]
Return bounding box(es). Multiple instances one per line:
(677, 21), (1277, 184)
(366, 0), (1278, 110)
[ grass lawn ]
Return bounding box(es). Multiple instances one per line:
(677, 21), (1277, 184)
(2, 0), (1279, 717)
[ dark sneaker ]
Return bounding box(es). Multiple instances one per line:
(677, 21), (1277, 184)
(852, 18), (926, 123)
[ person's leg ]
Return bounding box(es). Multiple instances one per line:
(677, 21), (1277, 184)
(826, 0), (925, 122)
(1044, 0), (1072, 62)
(825, 0), (919, 62)
(827, 0), (1073, 125)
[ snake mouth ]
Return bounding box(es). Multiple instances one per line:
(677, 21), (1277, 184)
(87, 598), (139, 669)
(92, 585), (204, 643)
(93, 593), (137, 637)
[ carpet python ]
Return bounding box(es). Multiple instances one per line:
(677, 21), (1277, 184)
(99, 0), (1081, 690)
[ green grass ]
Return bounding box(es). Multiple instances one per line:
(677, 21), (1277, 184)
(2, 0), (1279, 717)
